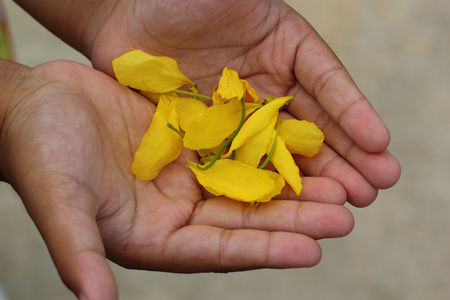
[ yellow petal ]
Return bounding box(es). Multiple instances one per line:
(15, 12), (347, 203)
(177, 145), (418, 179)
(186, 159), (284, 203)
(241, 80), (261, 103)
(223, 96), (292, 157)
(112, 49), (193, 93)
(263, 170), (287, 202)
(270, 132), (302, 195)
(175, 97), (208, 131)
(212, 68), (245, 105)
(132, 95), (182, 180)
(245, 103), (263, 115)
(211, 87), (223, 105)
(183, 98), (242, 150)
(279, 119), (324, 157)
(140, 90), (179, 105)
(139, 90), (160, 104)
(235, 116), (277, 167)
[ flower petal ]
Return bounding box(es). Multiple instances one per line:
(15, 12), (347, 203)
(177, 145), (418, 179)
(112, 49), (193, 93)
(235, 116), (277, 167)
(241, 79), (261, 103)
(279, 119), (324, 157)
(175, 97), (208, 131)
(223, 96), (291, 157)
(212, 68), (245, 105)
(270, 132), (302, 195)
(263, 169), (286, 201)
(132, 95), (182, 180)
(183, 98), (242, 150)
(140, 90), (179, 105)
(186, 159), (284, 203)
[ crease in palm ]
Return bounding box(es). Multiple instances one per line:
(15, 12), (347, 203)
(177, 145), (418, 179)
(26, 0), (398, 269)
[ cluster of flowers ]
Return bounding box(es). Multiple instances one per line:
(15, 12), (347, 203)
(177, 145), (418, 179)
(112, 49), (324, 203)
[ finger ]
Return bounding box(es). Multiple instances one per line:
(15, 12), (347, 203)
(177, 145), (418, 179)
(17, 179), (118, 300)
(189, 198), (354, 240)
(293, 23), (390, 153)
(343, 147), (401, 190)
(157, 226), (323, 272)
(295, 143), (378, 207)
(274, 176), (347, 205)
(288, 86), (401, 193)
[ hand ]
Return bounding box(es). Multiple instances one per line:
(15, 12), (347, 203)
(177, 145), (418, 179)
(79, 0), (401, 207)
(1, 59), (354, 299)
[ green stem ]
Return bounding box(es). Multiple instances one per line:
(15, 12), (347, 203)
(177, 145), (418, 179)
(167, 123), (184, 138)
(258, 120), (283, 169)
(172, 89), (212, 100)
(197, 97), (246, 170)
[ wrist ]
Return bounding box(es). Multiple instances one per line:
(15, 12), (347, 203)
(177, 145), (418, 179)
(0, 59), (27, 130)
(13, 0), (116, 57)
(0, 58), (31, 181)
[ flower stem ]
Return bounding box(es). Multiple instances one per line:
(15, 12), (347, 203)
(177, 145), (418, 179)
(167, 123), (185, 138)
(173, 89), (212, 100)
(197, 97), (246, 170)
(258, 120), (283, 169)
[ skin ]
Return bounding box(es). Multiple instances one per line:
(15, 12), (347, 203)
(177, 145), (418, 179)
(3, 0), (401, 299)
(84, 0), (400, 205)
(1, 59), (354, 299)
(13, 1), (401, 203)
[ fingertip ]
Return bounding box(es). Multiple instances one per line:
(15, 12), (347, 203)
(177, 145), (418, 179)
(269, 234), (322, 268)
(333, 205), (355, 237)
(296, 147), (380, 208)
(341, 99), (391, 153)
(304, 241), (323, 267)
(307, 203), (355, 238)
(367, 150), (402, 190)
(378, 151), (401, 189)
(348, 148), (401, 191)
(294, 201), (355, 239)
(64, 250), (118, 300)
(348, 187), (378, 208)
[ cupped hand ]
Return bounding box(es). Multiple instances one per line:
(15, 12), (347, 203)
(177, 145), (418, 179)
(1, 60), (353, 299)
(81, 0), (401, 207)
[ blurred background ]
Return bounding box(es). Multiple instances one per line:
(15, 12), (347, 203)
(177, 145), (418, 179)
(1, 0), (449, 299)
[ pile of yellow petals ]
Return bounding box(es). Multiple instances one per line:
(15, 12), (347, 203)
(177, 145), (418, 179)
(112, 49), (324, 203)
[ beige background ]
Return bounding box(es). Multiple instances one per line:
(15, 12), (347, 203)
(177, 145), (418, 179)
(1, 0), (450, 299)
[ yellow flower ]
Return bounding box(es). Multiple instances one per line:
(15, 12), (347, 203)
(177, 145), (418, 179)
(183, 98), (243, 150)
(186, 159), (284, 203)
(234, 116), (276, 167)
(232, 118), (304, 195)
(175, 96), (208, 131)
(212, 68), (244, 105)
(131, 94), (182, 180)
(113, 49), (325, 203)
(279, 119), (324, 157)
(231, 117), (322, 196)
(212, 68), (262, 105)
(139, 90), (177, 105)
(112, 49), (194, 93)
(268, 130), (302, 195)
(241, 80), (261, 103)
(223, 96), (292, 157)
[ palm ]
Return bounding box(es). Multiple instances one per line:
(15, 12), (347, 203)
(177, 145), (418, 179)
(7, 61), (351, 280)
(3, 1), (401, 298)
(91, 0), (297, 94)
(87, 0), (400, 208)
(8, 61), (204, 267)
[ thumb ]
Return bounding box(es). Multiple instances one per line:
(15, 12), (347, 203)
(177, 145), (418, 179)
(18, 179), (118, 300)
